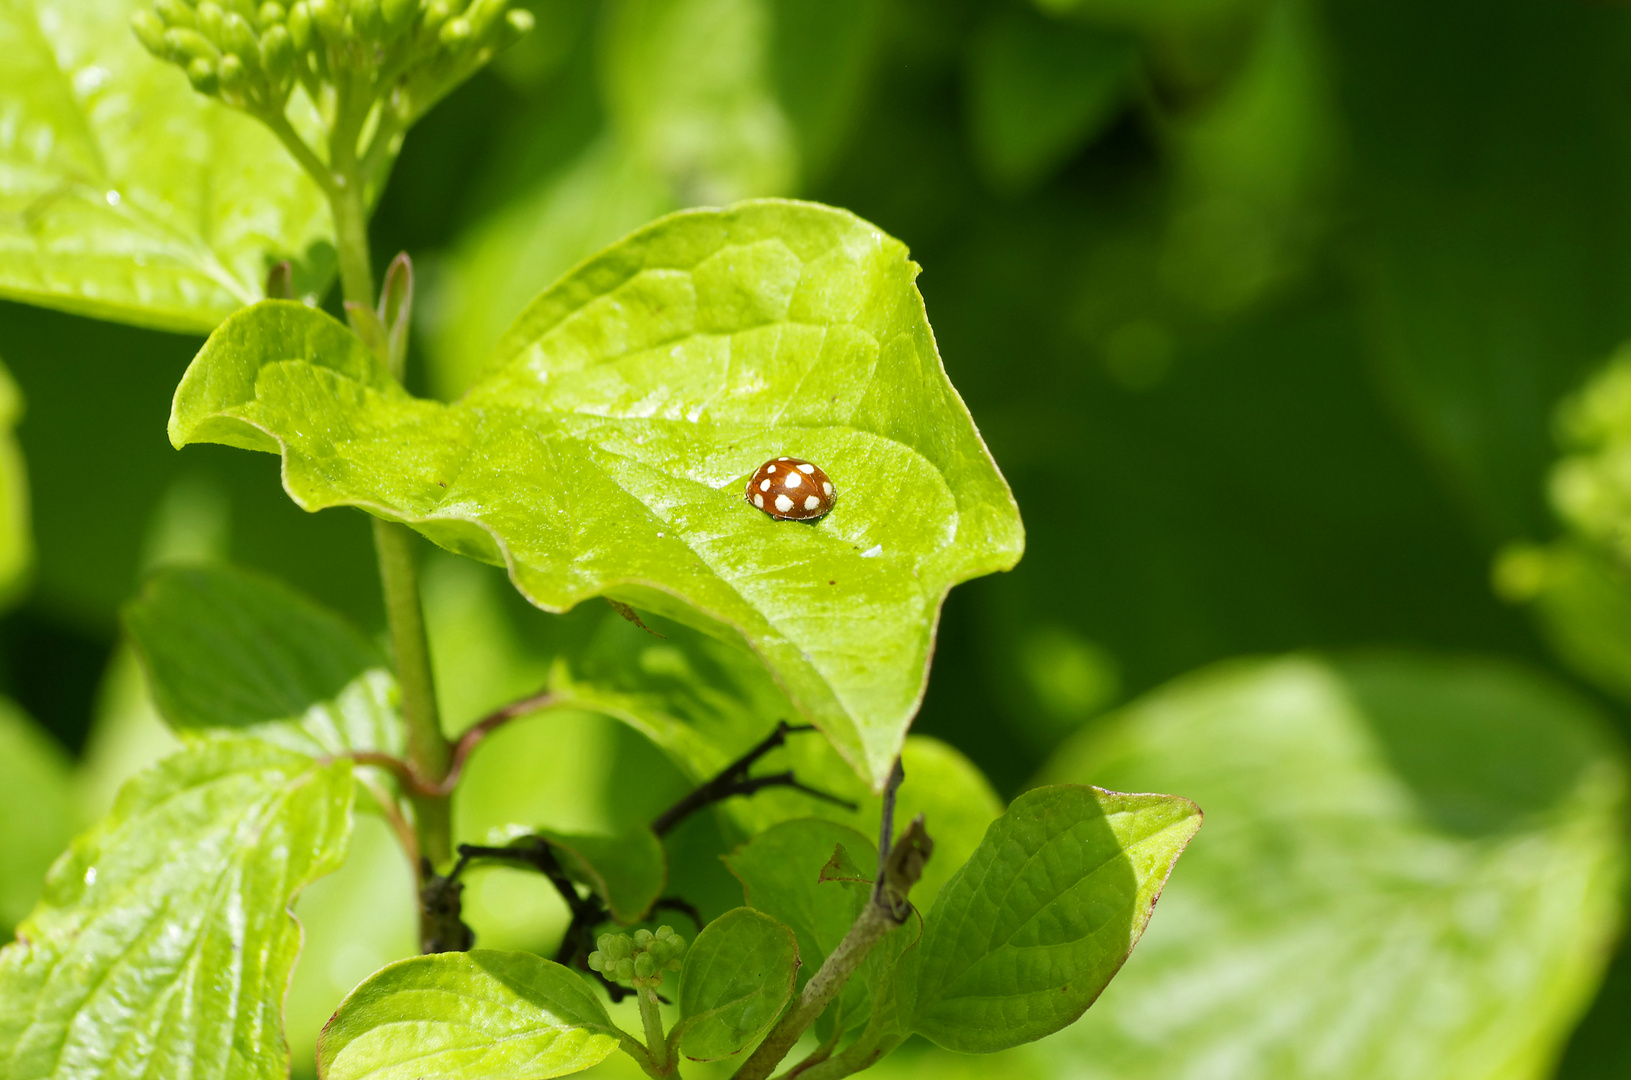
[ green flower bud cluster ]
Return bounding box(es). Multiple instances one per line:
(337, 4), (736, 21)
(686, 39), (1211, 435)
(587, 926), (686, 991)
(132, 0), (306, 109)
(132, 0), (534, 128)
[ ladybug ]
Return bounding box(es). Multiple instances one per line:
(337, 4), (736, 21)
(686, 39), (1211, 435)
(745, 457), (836, 521)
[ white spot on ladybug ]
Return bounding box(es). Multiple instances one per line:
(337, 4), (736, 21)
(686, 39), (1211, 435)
(784, 472), (802, 488)
(775, 494), (794, 513)
(760, 479), (771, 491)
(823, 481), (833, 495)
(798, 463), (815, 474)
(778, 457), (790, 461)
(767, 464), (776, 473)
(754, 494), (764, 508)
(804, 495), (820, 510)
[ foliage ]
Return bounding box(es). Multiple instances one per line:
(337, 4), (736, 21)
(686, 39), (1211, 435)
(5, 0), (1631, 1078)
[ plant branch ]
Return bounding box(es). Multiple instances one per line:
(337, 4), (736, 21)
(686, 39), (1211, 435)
(730, 763), (932, 1080)
(651, 722), (857, 837)
(638, 989), (669, 1076)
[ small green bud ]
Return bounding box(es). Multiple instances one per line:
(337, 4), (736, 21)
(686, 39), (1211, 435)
(257, 1), (286, 27)
(164, 27), (219, 62)
(196, 1), (224, 40)
(586, 951), (605, 972)
(131, 10), (170, 55)
(438, 15), (469, 48)
(614, 958), (635, 983)
(186, 55), (220, 92)
(501, 7), (533, 42)
(633, 928), (654, 947)
(221, 13), (259, 58)
(286, 2), (312, 47)
(260, 24), (293, 76)
(155, 0), (197, 27)
(463, 0), (503, 38)
(217, 52), (247, 90)
(634, 953), (656, 980)
(308, 0), (343, 40)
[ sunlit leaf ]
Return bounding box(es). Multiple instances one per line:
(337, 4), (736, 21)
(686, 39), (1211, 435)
(0, 698), (72, 933)
(911, 784), (1200, 1053)
(316, 950), (625, 1080)
(169, 200), (1024, 789)
(966, 654), (1628, 1080)
(0, 0), (334, 332)
(0, 738), (353, 1080)
(122, 562), (403, 757)
(676, 906), (800, 1061)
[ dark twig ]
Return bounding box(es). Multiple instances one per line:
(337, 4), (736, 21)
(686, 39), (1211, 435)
(651, 721), (857, 837)
(874, 757), (908, 918)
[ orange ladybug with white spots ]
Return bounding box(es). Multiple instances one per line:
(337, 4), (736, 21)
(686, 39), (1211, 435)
(745, 457), (836, 521)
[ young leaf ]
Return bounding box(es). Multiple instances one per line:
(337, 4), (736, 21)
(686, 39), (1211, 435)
(123, 563), (403, 756)
(724, 819), (875, 985)
(317, 950), (626, 1080)
(0, 738), (353, 1080)
(724, 819), (879, 1041)
(995, 654), (1629, 1080)
(911, 785), (1202, 1054)
(0, 699), (73, 933)
(169, 200), (1025, 789)
(487, 825), (668, 925)
(0, 0), (334, 332)
(676, 906), (800, 1061)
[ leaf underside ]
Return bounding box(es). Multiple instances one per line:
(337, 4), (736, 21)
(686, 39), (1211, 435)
(169, 199), (1025, 789)
(0, 0), (334, 332)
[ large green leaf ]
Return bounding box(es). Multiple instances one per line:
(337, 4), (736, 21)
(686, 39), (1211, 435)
(316, 950), (625, 1080)
(935, 654), (1627, 1080)
(0, 738), (353, 1080)
(169, 200), (1024, 788)
(0, 698), (72, 933)
(122, 563), (403, 757)
(0, 0), (334, 332)
(676, 906), (799, 1061)
(911, 785), (1200, 1053)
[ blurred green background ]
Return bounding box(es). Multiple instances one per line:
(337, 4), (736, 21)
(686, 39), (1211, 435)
(8, 0), (1631, 1076)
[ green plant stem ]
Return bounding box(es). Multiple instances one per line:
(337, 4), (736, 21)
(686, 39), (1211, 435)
(325, 124), (453, 868)
(372, 516), (452, 864)
(731, 902), (896, 1080)
(638, 988), (670, 1077)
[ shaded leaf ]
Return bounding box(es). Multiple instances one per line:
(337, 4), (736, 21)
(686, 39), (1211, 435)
(0, 738), (353, 1080)
(122, 562), (403, 756)
(0, 0), (334, 332)
(979, 654), (1627, 1080)
(169, 200), (1024, 789)
(911, 785), (1200, 1053)
(1496, 540), (1631, 710)
(677, 906), (799, 1060)
(966, 9), (1134, 192)
(316, 949), (624, 1080)
(0, 698), (72, 932)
